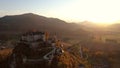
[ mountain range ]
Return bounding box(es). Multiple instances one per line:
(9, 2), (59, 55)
(0, 13), (89, 39)
(0, 13), (120, 39)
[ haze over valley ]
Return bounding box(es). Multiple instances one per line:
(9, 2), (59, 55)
(0, 0), (120, 68)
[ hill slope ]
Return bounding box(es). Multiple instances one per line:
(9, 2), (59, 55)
(0, 13), (89, 39)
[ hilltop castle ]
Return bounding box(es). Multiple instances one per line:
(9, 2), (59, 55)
(20, 31), (63, 48)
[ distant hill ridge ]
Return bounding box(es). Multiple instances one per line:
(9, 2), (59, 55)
(0, 13), (89, 39)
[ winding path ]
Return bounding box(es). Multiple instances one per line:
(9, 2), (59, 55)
(43, 47), (56, 61)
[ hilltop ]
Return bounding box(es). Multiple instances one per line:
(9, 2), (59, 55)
(0, 31), (88, 68)
(0, 13), (89, 40)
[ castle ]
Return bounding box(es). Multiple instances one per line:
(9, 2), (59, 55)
(20, 31), (48, 48)
(20, 31), (63, 49)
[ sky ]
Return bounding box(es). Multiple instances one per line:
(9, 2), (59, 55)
(0, 0), (120, 24)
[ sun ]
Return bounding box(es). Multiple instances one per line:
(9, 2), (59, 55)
(47, 0), (120, 24)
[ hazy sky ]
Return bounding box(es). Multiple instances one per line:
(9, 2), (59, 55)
(0, 0), (120, 24)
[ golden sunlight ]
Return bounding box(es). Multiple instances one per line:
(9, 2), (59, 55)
(48, 0), (120, 24)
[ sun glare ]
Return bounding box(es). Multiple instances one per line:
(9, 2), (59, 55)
(48, 0), (120, 24)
